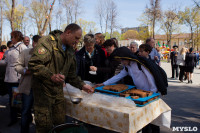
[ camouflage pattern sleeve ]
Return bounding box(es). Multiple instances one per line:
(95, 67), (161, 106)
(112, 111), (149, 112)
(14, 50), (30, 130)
(66, 55), (85, 89)
(28, 38), (53, 81)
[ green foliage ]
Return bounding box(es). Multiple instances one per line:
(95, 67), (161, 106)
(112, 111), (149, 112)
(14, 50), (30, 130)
(138, 26), (150, 41)
(139, 0), (161, 38)
(111, 31), (121, 40)
(160, 9), (180, 42)
(121, 30), (139, 40)
(4, 1), (27, 31)
(29, 0), (50, 35)
(179, 7), (197, 27)
(179, 7), (199, 48)
(104, 32), (110, 40)
(77, 18), (97, 36)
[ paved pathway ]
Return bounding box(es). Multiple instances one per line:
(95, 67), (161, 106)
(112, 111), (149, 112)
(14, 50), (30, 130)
(160, 62), (200, 133)
(0, 62), (200, 133)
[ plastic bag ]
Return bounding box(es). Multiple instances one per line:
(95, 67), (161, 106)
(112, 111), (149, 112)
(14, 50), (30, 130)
(63, 81), (94, 98)
(63, 83), (82, 98)
(63, 82), (136, 108)
(82, 92), (136, 108)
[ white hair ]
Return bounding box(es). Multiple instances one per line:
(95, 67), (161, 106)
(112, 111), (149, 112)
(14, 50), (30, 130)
(130, 41), (138, 47)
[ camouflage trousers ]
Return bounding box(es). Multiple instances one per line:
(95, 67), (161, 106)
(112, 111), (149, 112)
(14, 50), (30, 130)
(33, 91), (66, 133)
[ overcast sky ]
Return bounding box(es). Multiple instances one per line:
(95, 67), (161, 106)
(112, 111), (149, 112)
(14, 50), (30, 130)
(2, 0), (195, 40)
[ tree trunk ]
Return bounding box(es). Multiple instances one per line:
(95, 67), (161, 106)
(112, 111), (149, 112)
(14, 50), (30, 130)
(110, 26), (113, 38)
(11, 0), (15, 31)
(190, 26), (193, 48)
(152, 15), (156, 39)
(40, 0), (55, 36)
(49, 21), (51, 33)
(105, 14), (108, 34)
(197, 27), (199, 51)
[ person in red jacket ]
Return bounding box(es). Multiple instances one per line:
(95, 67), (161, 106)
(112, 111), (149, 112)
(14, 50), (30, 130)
(0, 45), (7, 60)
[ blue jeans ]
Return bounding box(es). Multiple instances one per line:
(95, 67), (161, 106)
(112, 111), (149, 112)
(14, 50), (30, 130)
(21, 89), (34, 133)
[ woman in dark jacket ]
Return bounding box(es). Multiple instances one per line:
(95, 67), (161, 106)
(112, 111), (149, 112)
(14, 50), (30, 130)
(76, 34), (106, 83)
(185, 47), (197, 83)
(90, 38), (120, 81)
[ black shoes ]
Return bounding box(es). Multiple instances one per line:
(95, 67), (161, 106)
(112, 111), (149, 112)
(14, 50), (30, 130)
(187, 80), (193, 84)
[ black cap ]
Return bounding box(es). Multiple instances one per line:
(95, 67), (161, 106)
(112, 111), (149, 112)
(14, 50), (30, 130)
(173, 45), (178, 48)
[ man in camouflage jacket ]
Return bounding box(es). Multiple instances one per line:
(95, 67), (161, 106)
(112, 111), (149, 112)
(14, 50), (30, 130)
(28, 24), (93, 133)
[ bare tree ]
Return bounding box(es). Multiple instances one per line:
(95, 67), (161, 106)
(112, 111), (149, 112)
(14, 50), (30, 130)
(160, 7), (180, 53)
(74, 0), (81, 23)
(108, 0), (118, 38)
(29, 0), (55, 36)
(193, 0), (200, 8)
(96, 0), (104, 33)
(55, 8), (62, 29)
(63, 0), (82, 25)
(10, 0), (15, 31)
(63, 0), (73, 25)
(40, 0), (55, 35)
(179, 7), (198, 48)
(104, 0), (110, 34)
(145, 0), (162, 39)
(4, 0), (27, 32)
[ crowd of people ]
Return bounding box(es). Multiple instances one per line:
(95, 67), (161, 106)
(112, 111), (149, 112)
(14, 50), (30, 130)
(3, 23), (199, 133)
(170, 45), (199, 84)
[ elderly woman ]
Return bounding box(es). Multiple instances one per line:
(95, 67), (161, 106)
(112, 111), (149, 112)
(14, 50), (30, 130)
(0, 31), (27, 126)
(129, 41), (139, 55)
(76, 34), (106, 83)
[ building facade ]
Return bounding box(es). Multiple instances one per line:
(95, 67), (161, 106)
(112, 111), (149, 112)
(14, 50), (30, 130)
(154, 33), (192, 50)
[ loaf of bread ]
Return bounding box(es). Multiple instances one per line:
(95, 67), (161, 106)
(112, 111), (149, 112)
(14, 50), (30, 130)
(122, 89), (153, 98)
(103, 84), (128, 92)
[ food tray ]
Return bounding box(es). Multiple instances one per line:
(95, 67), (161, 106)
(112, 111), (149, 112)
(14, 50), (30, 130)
(126, 92), (160, 107)
(95, 84), (136, 95)
(136, 98), (160, 107)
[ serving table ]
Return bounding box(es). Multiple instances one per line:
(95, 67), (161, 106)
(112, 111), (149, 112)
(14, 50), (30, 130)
(64, 84), (171, 133)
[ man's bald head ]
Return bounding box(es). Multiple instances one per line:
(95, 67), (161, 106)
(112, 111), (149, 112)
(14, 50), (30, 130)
(23, 36), (30, 46)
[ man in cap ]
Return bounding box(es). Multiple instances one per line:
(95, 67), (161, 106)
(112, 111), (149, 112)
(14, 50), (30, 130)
(170, 45), (179, 79)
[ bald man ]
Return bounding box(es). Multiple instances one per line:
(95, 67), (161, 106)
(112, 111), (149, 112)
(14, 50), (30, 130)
(23, 36), (31, 48)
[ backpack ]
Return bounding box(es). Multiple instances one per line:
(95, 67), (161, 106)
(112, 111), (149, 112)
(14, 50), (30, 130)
(137, 56), (168, 95)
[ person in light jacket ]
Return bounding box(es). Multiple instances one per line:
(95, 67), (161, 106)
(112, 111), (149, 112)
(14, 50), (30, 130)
(177, 47), (186, 82)
(0, 31), (27, 126)
(15, 35), (41, 133)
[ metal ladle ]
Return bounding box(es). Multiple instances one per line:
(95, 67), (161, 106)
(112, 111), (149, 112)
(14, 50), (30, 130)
(60, 72), (82, 104)
(66, 86), (82, 104)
